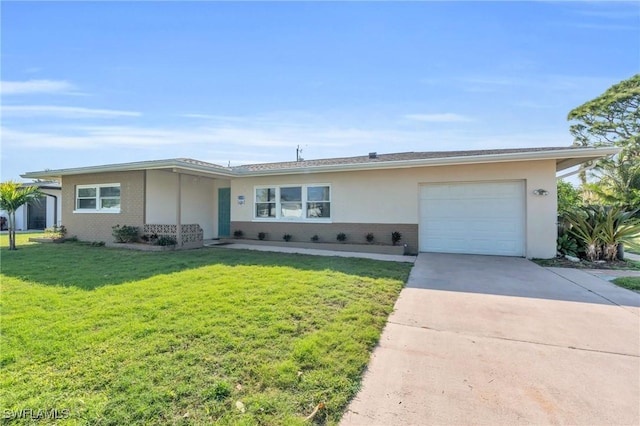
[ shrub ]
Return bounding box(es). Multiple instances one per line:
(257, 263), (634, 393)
(156, 236), (177, 246)
(563, 205), (640, 261)
(233, 230), (244, 238)
(336, 232), (347, 242)
(557, 233), (579, 258)
(44, 224), (67, 239)
(112, 225), (139, 243)
(391, 231), (402, 245)
(283, 234), (292, 242)
(310, 234), (319, 242)
(258, 232), (266, 241)
(365, 233), (375, 243)
(141, 233), (159, 244)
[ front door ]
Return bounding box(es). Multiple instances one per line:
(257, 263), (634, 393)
(27, 200), (47, 230)
(218, 188), (231, 237)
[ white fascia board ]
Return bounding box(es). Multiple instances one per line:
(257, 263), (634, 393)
(20, 147), (620, 180)
(21, 159), (235, 180)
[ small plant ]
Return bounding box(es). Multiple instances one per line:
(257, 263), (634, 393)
(141, 233), (159, 244)
(391, 231), (402, 246)
(283, 233), (292, 242)
(258, 232), (266, 241)
(337, 232), (347, 242)
(311, 234), (319, 242)
(233, 229), (244, 238)
(557, 233), (579, 258)
(112, 225), (139, 243)
(156, 235), (177, 246)
(365, 233), (375, 243)
(44, 224), (67, 239)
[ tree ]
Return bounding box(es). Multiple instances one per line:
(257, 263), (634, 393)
(0, 181), (43, 250)
(583, 158), (640, 212)
(568, 74), (639, 185)
(557, 179), (582, 213)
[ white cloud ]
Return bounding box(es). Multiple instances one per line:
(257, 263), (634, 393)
(404, 113), (472, 123)
(2, 105), (141, 118)
(1, 79), (78, 95)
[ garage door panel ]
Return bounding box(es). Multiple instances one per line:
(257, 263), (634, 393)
(419, 181), (525, 256)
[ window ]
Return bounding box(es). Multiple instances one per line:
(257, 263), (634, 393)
(280, 186), (302, 218)
(254, 185), (331, 221)
(255, 187), (276, 218)
(75, 184), (121, 212)
(307, 186), (330, 218)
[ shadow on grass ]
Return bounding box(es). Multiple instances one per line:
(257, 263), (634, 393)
(0, 242), (412, 290)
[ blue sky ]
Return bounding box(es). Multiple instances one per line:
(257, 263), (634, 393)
(1, 1), (638, 181)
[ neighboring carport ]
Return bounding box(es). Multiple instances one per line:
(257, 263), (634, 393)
(341, 254), (640, 425)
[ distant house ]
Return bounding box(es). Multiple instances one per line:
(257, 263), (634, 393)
(0, 182), (62, 231)
(21, 146), (617, 257)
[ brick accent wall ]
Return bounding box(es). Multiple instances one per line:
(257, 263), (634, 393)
(230, 221), (418, 254)
(61, 171), (145, 243)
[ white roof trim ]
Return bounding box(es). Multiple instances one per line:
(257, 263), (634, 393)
(21, 146), (619, 180)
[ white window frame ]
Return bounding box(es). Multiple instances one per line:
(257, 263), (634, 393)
(253, 184), (331, 222)
(74, 183), (121, 213)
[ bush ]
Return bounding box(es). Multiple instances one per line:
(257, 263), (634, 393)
(112, 225), (139, 243)
(283, 234), (292, 242)
(233, 230), (244, 238)
(141, 233), (159, 244)
(44, 224), (67, 239)
(391, 231), (402, 245)
(336, 232), (347, 242)
(156, 236), (177, 246)
(310, 234), (319, 242)
(365, 233), (375, 243)
(258, 232), (266, 241)
(563, 205), (640, 261)
(557, 233), (579, 258)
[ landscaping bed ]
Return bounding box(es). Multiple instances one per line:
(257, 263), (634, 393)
(224, 238), (407, 256)
(533, 257), (640, 271)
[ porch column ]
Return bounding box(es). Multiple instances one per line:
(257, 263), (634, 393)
(176, 172), (182, 246)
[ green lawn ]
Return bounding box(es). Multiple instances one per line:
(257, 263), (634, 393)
(0, 239), (412, 425)
(612, 276), (640, 291)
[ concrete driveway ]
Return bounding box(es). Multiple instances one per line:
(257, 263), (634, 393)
(341, 253), (640, 426)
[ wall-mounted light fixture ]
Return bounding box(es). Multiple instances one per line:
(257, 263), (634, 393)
(532, 189), (549, 196)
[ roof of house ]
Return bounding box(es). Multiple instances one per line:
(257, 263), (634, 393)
(21, 145), (619, 180)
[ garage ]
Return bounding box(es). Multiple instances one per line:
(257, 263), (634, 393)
(419, 181), (525, 256)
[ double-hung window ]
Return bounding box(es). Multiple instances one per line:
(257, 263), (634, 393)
(75, 183), (121, 212)
(254, 184), (331, 221)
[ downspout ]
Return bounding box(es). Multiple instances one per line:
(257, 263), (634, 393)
(176, 172), (182, 246)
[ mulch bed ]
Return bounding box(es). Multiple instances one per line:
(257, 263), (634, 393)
(533, 257), (640, 271)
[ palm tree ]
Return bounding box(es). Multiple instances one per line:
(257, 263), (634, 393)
(0, 181), (43, 250)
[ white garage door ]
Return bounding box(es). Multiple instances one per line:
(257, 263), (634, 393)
(419, 181), (525, 256)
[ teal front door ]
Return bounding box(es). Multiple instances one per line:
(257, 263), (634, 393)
(218, 188), (231, 237)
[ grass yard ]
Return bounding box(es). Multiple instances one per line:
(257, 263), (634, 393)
(612, 276), (640, 291)
(0, 239), (412, 425)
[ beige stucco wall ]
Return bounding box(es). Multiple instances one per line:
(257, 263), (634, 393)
(230, 160), (558, 258)
(145, 170), (228, 239)
(61, 171), (145, 243)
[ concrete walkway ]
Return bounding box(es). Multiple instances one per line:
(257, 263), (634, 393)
(207, 242), (416, 263)
(341, 253), (640, 425)
(625, 251), (640, 262)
